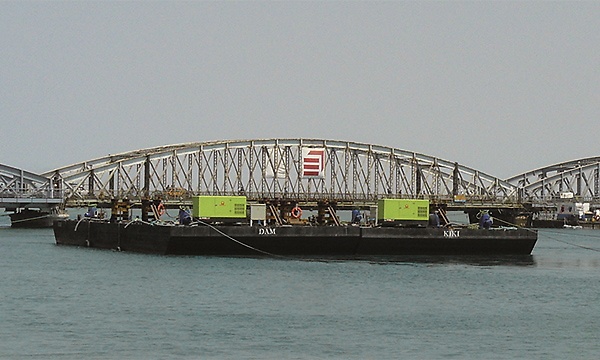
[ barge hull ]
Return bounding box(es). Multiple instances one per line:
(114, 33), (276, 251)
(53, 220), (537, 256)
(360, 227), (536, 255)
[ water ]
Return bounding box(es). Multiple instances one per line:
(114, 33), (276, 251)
(1, 217), (599, 359)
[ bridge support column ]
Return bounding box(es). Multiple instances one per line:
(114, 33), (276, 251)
(453, 162), (459, 196)
(316, 201), (339, 226)
(110, 199), (130, 222)
(141, 199), (150, 222)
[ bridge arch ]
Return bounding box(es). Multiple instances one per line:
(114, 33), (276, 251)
(42, 139), (519, 205)
(506, 156), (600, 202)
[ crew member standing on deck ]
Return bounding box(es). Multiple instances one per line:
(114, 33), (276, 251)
(429, 211), (440, 227)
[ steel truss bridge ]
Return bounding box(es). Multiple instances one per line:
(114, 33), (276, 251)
(40, 139), (519, 208)
(0, 163), (63, 210)
(507, 156), (600, 206)
(2, 139), (600, 210)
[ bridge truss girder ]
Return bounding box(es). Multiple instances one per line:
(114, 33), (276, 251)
(43, 139), (519, 206)
(0, 164), (63, 207)
(506, 157), (600, 203)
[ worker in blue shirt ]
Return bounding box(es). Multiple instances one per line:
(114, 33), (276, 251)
(479, 210), (493, 229)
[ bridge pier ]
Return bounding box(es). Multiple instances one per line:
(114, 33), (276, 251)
(110, 200), (131, 222)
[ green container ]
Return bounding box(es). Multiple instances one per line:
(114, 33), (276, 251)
(192, 196), (247, 219)
(377, 199), (429, 221)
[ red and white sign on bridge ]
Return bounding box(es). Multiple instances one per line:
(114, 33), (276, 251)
(302, 148), (325, 178)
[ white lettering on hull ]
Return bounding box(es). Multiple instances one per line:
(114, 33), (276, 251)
(258, 228), (276, 235)
(444, 230), (460, 238)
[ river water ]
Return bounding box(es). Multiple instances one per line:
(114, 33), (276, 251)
(1, 215), (599, 359)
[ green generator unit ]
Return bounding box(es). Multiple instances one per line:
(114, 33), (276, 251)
(192, 196), (247, 220)
(377, 199), (429, 227)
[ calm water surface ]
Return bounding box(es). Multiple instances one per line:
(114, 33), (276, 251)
(1, 217), (599, 359)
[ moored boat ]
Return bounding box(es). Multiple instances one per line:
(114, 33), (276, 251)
(53, 220), (537, 257)
(52, 196), (538, 257)
(10, 208), (69, 228)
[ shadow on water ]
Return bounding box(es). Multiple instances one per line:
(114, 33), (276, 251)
(367, 255), (535, 267)
(379, 255), (535, 266)
(282, 254), (536, 267)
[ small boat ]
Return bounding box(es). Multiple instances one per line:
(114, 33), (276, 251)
(10, 208), (69, 228)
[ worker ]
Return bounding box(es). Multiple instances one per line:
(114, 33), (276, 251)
(429, 211), (440, 227)
(479, 210), (493, 229)
(178, 207), (192, 225)
(351, 209), (362, 224)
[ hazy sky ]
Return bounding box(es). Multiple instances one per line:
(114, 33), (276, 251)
(1, 1), (598, 179)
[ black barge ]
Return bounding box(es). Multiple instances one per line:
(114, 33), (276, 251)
(53, 220), (537, 256)
(53, 197), (538, 257)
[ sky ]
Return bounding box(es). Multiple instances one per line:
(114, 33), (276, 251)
(1, 1), (599, 179)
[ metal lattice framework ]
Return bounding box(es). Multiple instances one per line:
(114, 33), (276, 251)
(506, 157), (600, 203)
(0, 163), (63, 207)
(41, 139), (520, 205)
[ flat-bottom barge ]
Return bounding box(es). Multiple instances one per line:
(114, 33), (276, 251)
(53, 197), (537, 257)
(53, 220), (537, 256)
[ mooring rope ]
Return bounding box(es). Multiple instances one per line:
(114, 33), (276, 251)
(192, 221), (356, 263)
(194, 220), (285, 258)
(73, 217), (87, 232)
(123, 218), (324, 260)
(492, 217), (537, 233)
(124, 218), (158, 228)
(10, 214), (51, 223)
(67, 216), (297, 258)
(535, 227), (600, 252)
(493, 217), (600, 252)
